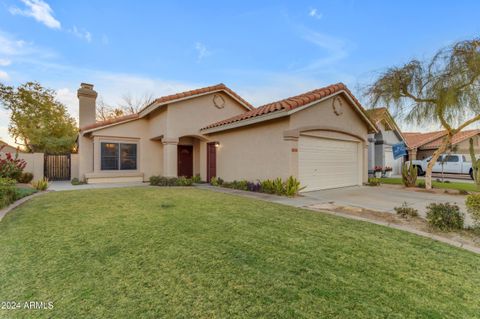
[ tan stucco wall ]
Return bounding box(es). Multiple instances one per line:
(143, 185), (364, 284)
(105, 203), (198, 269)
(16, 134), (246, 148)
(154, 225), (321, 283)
(165, 93), (248, 138)
(207, 118), (291, 181)
(17, 153), (44, 180)
(79, 92), (248, 182)
(0, 150), (44, 180)
(71, 154), (79, 179)
(198, 94), (371, 184)
(288, 95), (370, 184)
(78, 134), (94, 181)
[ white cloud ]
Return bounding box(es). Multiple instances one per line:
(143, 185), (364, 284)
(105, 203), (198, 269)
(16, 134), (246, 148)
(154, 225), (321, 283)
(9, 0), (61, 29)
(69, 26), (92, 42)
(308, 8), (322, 19)
(300, 28), (349, 69)
(0, 59), (12, 66)
(56, 88), (78, 119)
(195, 42), (212, 61)
(0, 32), (29, 56)
(0, 31), (58, 76)
(0, 70), (9, 80)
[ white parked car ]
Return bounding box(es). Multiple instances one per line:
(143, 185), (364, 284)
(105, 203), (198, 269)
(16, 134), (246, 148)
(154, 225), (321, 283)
(406, 154), (475, 179)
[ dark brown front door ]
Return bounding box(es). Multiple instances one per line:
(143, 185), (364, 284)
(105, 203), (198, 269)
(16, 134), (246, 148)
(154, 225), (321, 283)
(177, 145), (193, 177)
(207, 142), (217, 182)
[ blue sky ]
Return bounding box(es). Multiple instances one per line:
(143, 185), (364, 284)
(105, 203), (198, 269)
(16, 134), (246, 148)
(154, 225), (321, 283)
(1, 0), (480, 144)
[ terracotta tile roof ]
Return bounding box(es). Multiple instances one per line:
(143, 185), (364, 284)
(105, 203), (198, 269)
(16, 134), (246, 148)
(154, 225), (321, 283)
(421, 129), (480, 149)
(202, 83), (374, 131)
(81, 83), (252, 132)
(81, 113), (139, 131)
(404, 129), (480, 149)
(141, 83), (253, 113)
(403, 131), (447, 149)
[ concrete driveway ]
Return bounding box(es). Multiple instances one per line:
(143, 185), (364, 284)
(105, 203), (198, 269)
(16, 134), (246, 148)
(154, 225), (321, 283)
(296, 186), (473, 226)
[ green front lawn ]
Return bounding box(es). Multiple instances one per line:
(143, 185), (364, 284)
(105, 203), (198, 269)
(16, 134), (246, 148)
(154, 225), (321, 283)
(0, 188), (479, 318)
(381, 177), (479, 192)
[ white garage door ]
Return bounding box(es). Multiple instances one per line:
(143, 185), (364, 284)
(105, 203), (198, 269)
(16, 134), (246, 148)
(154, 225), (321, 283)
(299, 136), (360, 192)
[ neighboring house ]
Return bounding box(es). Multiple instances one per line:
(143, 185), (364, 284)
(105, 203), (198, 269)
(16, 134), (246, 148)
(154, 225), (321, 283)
(0, 140), (18, 153)
(366, 108), (405, 175)
(77, 82), (377, 192)
(404, 129), (480, 160)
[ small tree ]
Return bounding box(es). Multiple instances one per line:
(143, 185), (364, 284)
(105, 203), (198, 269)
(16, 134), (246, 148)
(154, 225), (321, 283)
(96, 93), (154, 121)
(0, 82), (78, 153)
(402, 161), (417, 187)
(367, 39), (480, 189)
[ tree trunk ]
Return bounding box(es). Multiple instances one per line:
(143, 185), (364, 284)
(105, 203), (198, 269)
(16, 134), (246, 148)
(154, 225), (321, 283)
(425, 134), (452, 190)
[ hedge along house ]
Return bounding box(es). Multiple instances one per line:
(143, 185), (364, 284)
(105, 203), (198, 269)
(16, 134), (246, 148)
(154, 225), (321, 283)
(366, 108), (406, 175)
(77, 82), (377, 191)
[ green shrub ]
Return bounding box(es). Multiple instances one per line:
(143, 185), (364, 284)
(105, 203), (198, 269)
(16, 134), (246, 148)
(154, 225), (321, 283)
(150, 176), (192, 186)
(402, 162), (417, 187)
(71, 177), (85, 185)
(222, 181), (233, 188)
(150, 176), (168, 186)
(17, 172), (34, 184)
(229, 180), (248, 191)
(466, 193), (480, 226)
(176, 177), (193, 186)
(417, 180), (426, 188)
(210, 176), (224, 186)
(285, 176), (304, 197)
(0, 178), (16, 208)
(31, 178), (49, 191)
(192, 174), (201, 183)
(394, 202), (418, 218)
(0, 147), (26, 181)
(149, 175), (161, 186)
(261, 179), (275, 194)
(367, 177), (381, 186)
(273, 178), (285, 195)
(426, 202), (464, 230)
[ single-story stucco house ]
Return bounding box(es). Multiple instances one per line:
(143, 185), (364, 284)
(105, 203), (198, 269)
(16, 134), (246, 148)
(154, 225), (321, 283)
(404, 129), (480, 160)
(77, 82), (377, 192)
(366, 108), (405, 175)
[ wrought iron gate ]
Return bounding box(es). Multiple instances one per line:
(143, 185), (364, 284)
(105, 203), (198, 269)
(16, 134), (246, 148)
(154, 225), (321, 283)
(44, 154), (71, 181)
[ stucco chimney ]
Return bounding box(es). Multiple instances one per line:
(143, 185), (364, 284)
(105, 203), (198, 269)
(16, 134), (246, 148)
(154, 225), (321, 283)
(77, 83), (97, 128)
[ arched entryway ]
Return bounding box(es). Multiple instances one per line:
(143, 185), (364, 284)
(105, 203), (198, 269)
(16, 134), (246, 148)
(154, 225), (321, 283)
(177, 135), (206, 178)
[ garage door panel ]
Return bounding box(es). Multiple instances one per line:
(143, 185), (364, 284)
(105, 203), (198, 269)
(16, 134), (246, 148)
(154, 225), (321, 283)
(299, 136), (360, 191)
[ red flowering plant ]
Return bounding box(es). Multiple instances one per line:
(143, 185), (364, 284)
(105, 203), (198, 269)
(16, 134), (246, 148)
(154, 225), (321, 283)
(0, 145), (27, 181)
(384, 166), (393, 172)
(373, 166), (383, 173)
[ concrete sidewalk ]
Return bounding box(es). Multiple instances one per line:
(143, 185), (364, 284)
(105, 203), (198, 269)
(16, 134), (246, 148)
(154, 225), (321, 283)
(198, 184), (470, 224)
(302, 186), (471, 223)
